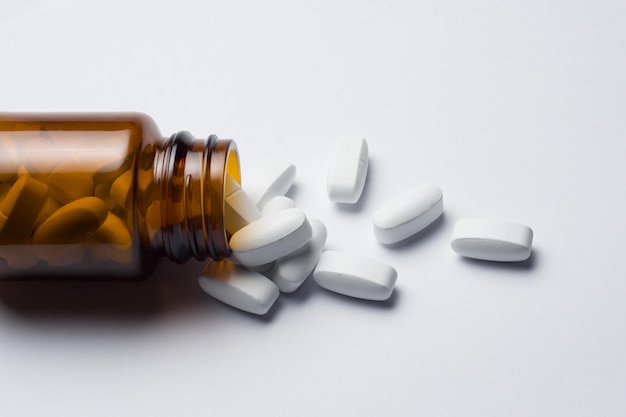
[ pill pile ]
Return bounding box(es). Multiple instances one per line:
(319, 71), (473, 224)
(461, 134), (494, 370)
(0, 134), (137, 270)
(198, 136), (534, 315)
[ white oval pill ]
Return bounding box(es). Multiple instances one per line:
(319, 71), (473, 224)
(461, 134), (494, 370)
(199, 261), (279, 315)
(229, 208), (312, 267)
(372, 183), (443, 244)
(327, 136), (368, 204)
(313, 251), (397, 301)
(451, 218), (533, 262)
(271, 219), (327, 293)
(261, 196), (296, 216)
(224, 176), (262, 234)
(245, 157), (296, 209)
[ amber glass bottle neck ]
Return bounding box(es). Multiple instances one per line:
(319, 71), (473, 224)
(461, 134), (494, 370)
(152, 131), (240, 263)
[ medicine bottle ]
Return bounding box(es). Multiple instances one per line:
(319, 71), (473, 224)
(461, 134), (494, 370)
(0, 112), (241, 280)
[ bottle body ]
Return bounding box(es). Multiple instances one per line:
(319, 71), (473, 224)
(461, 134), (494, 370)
(0, 113), (240, 280)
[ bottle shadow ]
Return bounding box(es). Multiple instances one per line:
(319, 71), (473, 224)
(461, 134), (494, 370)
(0, 251), (408, 324)
(0, 259), (210, 322)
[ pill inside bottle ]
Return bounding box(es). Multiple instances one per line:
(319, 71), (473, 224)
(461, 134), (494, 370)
(0, 113), (241, 280)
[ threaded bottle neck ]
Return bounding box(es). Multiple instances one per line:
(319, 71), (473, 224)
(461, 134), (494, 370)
(153, 131), (240, 263)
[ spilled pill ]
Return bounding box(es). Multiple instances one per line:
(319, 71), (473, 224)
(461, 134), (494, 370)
(229, 208), (312, 267)
(261, 196), (296, 216)
(271, 218), (327, 293)
(313, 251), (397, 301)
(327, 136), (368, 204)
(199, 260), (280, 315)
(224, 176), (262, 234)
(372, 183), (443, 244)
(451, 218), (533, 262)
(0, 120), (539, 319)
(245, 157), (296, 209)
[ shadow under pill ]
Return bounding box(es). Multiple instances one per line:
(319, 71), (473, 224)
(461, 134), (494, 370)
(279, 274), (318, 304)
(285, 182), (300, 202)
(319, 286), (401, 310)
(251, 297), (283, 322)
(209, 293), (283, 323)
(459, 248), (539, 272)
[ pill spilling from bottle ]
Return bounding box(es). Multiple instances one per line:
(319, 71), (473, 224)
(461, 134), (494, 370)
(0, 114), (534, 316)
(0, 128), (137, 271)
(198, 136), (534, 315)
(0, 113), (240, 279)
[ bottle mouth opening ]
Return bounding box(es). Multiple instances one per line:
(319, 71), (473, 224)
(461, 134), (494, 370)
(156, 132), (240, 263)
(208, 136), (240, 259)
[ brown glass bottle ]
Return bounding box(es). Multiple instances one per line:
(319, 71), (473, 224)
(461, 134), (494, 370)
(0, 113), (240, 280)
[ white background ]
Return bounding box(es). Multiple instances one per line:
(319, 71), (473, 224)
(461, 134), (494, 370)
(1, 1), (625, 416)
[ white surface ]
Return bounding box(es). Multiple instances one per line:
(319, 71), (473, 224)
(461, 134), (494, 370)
(0, 0), (625, 416)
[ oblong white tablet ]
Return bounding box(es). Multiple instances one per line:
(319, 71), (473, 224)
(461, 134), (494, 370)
(261, 196), (296, 216)
(451, 218), (533, 262)
(271, 219), (327, 293)
(224, 176), (262, 234)
(245, 157), (296, 209)
(372, 183), (443, 244)
(229, 208), (312, 267)
(313, 251), (397, 301)
(199, 261), (279, 315)
(327, 136), (368, 204)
